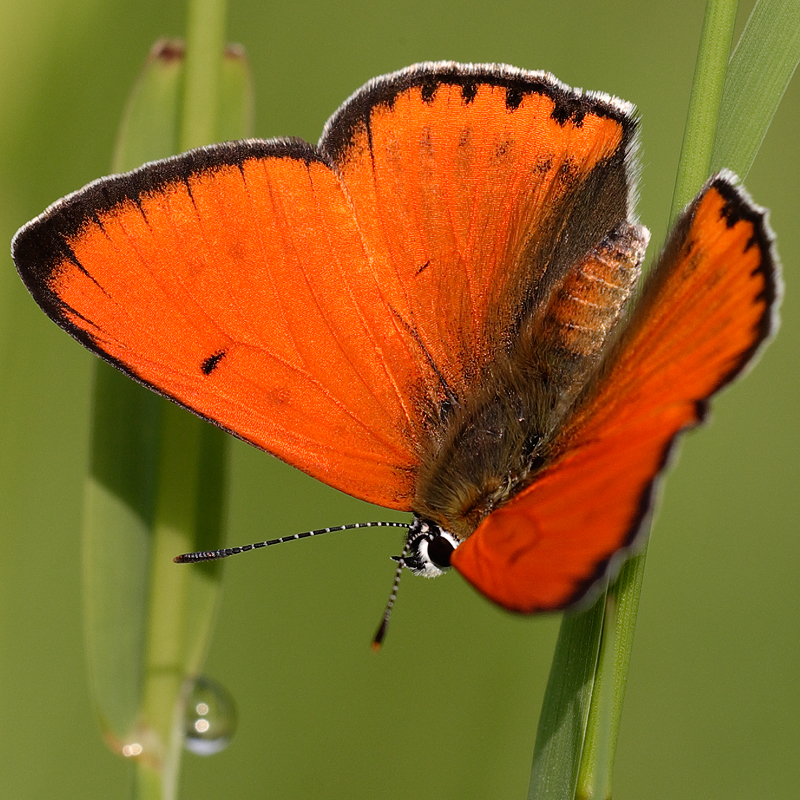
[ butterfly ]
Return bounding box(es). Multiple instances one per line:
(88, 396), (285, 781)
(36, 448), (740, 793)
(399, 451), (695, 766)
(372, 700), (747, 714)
(12, 62), (779, 618)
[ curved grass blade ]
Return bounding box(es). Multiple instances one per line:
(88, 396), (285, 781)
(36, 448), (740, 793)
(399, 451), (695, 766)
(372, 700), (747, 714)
(712, 0), (800, 178)
(81, 7), (252, 798)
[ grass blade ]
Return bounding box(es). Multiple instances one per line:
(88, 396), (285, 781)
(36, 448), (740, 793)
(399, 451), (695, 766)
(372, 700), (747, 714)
(528, 593), (605, 800)
(84, 40), (186, 753)
(670, 0), (738, 220)
(81, 10), (252, 799)
(712, 0), (800, 177)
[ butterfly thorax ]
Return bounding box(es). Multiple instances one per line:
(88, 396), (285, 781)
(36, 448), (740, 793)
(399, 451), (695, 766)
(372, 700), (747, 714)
(413, 221), (648, 541)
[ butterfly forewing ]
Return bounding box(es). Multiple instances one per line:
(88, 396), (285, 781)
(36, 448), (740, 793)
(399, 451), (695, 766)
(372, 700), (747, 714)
(451, 173), (779, 612)
(14, 143), (426, 508)
(322, 64), (637, 399)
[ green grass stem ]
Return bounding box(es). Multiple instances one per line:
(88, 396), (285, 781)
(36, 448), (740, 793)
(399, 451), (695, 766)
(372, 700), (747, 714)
(670, 0), (738, 221)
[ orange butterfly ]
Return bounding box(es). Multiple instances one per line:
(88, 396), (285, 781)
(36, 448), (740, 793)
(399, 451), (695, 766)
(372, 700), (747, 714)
(12, 62), (779, 617)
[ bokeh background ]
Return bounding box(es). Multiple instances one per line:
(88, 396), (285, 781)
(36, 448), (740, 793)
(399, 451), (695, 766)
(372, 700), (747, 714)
(1, 0), (798, 798)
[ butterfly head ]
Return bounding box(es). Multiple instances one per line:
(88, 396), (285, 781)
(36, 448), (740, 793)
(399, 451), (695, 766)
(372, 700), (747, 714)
(392, 516), (460, 578)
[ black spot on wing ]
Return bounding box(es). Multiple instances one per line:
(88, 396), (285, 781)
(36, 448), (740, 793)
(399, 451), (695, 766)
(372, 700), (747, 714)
(461, 81), (478, 103)
(201, 350), (227, 375)
(505, 86), (523, 110)
(11, 137), (330, 411)
(550, 96), (586, 126)
(421, 78), (437, 103)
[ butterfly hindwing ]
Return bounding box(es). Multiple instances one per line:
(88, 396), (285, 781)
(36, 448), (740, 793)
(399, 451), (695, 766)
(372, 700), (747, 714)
(451, 172), (780, 611)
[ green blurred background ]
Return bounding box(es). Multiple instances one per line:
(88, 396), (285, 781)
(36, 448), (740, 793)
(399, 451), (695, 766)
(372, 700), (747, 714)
(1, 0), (797, 797)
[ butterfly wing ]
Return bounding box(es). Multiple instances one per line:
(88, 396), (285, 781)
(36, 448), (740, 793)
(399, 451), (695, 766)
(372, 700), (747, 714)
(13, 141), (423, 508)
(13, 62), (637, 511)
(451, 172), (780, 611)
(322, 63), (638, 400)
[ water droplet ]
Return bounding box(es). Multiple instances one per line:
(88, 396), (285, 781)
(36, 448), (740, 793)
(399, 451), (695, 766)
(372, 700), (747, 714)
(183, 676), (237, 755)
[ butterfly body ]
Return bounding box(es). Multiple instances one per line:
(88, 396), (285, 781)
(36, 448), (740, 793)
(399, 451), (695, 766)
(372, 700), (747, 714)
(413, 219), (648, 542)
(12, 63), (779, 615)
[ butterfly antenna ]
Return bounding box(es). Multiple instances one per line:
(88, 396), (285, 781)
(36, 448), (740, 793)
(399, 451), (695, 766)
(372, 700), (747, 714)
(173, 521), (408, 563)
(371, 542), (410, 651)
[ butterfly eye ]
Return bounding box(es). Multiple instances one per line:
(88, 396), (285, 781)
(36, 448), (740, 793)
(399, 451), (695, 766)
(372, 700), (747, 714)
(398, 521), (460, 578)
(427, 533), (456, 569)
